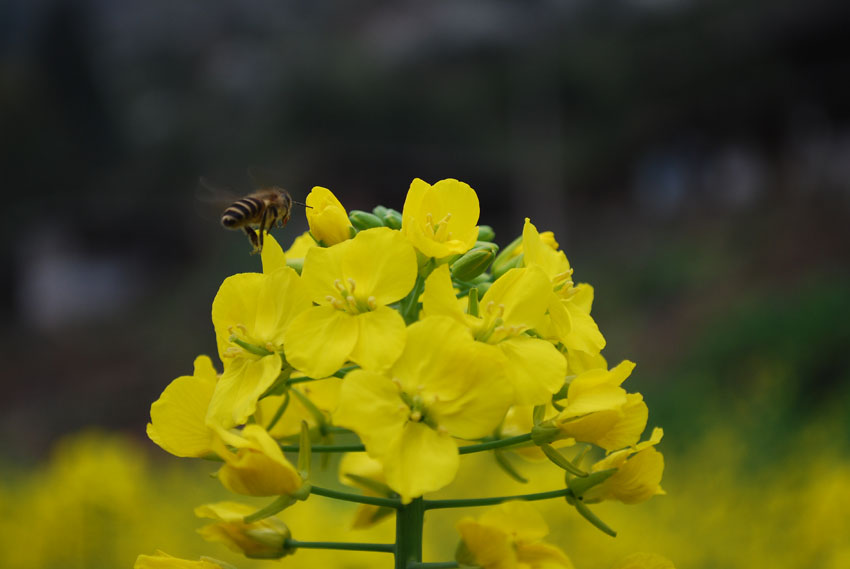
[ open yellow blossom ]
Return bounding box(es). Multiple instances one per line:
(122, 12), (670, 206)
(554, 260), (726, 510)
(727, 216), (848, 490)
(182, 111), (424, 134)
(554, 361), (648, 451)
(583, 427), (665, 504)
(334, 316), (513, 502)
(134, 551), (233, 569)
(212, 424), (303, 497)
(284, 227), (417, 379)
(195, 501), (293, 559)
(306, 186), (352, 246)
(401, 178), (480, 259)
(522, 218), (606, 361)
(456, 501), (574, 569)
(207, 267), (312, 428)
(147, 355), (217, 458)
(422, 264), (567, 405)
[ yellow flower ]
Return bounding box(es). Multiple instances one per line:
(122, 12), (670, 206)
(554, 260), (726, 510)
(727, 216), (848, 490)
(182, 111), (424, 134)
(456, 502), (574, 569)
(401, 178), (480, 259)
(583, 428), (666, 504)
(212, 424), (303, 497)
(522, 218), (606, 360)
(553, 361), (648, 451)
(147, 355), (217, 458)
(284, 227), (417, 379)
(306, 186), (352, 246)
(134, 551), (233, 569)
(422, 264), (567, 405)
(334, 316), (513, 502)
(195, 501), (293, 559)
(207, 267), (312, 428)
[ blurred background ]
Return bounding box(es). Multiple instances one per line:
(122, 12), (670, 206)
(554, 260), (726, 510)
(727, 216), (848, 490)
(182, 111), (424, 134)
(2, 0), (849, 567)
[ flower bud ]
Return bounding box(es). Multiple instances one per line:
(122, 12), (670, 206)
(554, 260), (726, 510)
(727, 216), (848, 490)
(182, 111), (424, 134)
(306, 186), (352, 245)
(491, 235), (523, 278)
(196, 502), (294, 559)
(382, 208), (402, 229)
(450, 248), (494, 282)
(477, 224), (495, 242)
(349, 210), (385, 230)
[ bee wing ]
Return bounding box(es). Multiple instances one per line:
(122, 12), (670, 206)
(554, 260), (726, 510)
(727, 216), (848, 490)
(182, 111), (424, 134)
(195, 177), (243, 222)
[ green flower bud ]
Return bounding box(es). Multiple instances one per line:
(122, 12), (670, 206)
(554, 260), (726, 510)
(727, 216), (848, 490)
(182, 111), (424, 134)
(450, 248), (494, 282)
(492, 235), (523, 278)
(372, 205), (389, 217)
(567, 468), (618, 497)
(477, 224), (495, 242)
(382, 208), (402, 230)
(349, 210), (385, 230)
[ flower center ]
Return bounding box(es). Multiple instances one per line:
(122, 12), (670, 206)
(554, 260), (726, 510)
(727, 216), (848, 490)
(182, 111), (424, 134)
(473, 301), (528, 344)
(224, 324), (275, 358)
(425, 212), (454, 242)
(324, 278), (377, 314)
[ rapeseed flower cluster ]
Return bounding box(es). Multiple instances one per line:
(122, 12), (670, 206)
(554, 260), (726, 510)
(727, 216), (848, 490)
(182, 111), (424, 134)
(140, 178), (670, 568)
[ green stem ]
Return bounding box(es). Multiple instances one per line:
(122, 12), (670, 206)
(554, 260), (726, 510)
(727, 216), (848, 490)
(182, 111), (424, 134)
(310, 485), (401, 508)
(265, 390), (290, 431)
(395, 497), (424, 569)
(280, 442), (364, 453)
(422, 488), (571, 510)
(458, 433), (532, 454)
(286, 538), (394, 553)
(401, 274), (427, 325)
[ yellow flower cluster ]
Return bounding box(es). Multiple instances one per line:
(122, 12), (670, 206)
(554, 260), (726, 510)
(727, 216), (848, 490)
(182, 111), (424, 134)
(141, 178), (670, 568)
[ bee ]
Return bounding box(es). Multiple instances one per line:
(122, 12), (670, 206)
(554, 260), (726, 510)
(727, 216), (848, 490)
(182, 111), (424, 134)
(220, 187), (296, 253)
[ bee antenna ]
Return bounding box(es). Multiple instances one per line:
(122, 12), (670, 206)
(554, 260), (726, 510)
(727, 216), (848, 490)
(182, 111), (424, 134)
(293, 200), (312, 208)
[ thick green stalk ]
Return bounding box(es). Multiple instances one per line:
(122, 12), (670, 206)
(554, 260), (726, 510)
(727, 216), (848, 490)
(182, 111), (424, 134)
(395, 498), (425, 569)
(458, 433), (532, 454)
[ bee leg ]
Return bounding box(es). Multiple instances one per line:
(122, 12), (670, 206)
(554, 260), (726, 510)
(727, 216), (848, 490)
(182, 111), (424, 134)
(243, 227), (260, 254)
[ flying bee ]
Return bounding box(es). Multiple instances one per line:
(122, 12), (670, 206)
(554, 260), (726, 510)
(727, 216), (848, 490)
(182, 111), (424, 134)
(220, 187), (302, 253)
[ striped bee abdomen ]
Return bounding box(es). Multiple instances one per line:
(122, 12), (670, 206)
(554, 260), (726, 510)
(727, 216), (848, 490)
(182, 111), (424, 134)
(221, 196), (264, 228)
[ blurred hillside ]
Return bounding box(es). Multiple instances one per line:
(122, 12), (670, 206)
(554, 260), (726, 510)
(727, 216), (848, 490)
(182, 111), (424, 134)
(1, 0), (848, 462)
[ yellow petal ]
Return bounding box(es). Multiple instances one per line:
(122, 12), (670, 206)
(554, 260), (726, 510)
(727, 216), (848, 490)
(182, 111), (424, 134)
(285, 231), (317, 259)
(256, 377), (341, 438)
(482, 266), (551, 330)
(517, 542), (575, 569)
(522, 218), (570, 280)
(560, 299), (606, 354)
(212, 268), (312, 360)
(349, 306), (407, 371)
(260, 233), (287, 274)
(284, 306), (359, 379)
(334, 369), (409, 457)
(300, 241), (347, 304)
(382, 421), (459, 503)
(340, 227), (418, 305)
(421, 264), (468, 323)
(587, 447), (665, 504)
(206, 353), (282, 429)
(215, 424), (302, 496)
(497, 336), (566, 406)
(147, 355), (217, 457)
